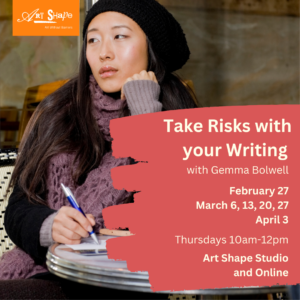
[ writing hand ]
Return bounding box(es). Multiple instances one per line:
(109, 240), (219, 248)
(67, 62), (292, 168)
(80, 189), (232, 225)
(52, 206), (96, 244)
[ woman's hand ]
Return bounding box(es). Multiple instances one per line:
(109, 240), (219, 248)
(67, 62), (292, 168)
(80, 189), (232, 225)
(52, 206), (96, 244)
(121, 70), (158, 100)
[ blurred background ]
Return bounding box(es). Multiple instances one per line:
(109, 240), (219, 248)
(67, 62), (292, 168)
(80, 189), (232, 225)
(0, 0), (299, 148)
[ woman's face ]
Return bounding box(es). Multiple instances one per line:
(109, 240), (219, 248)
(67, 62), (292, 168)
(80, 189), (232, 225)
(86, 12), (148, 94)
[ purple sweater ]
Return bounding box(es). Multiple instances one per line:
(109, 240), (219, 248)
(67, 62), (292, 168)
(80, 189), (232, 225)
(0, 76), (162, 280)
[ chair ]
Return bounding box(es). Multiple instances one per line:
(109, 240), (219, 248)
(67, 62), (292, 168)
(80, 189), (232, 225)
(183, 79), (198, 106)
(0, 107), (20, 148)
(18, 79), (69, 142)
(0, 149), (17, 257)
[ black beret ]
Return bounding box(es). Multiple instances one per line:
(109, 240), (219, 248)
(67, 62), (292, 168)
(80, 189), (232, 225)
(83, 0), (190, 72)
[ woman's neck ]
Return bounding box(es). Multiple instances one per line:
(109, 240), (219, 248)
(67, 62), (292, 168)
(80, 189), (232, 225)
(103, 90), (121, 100)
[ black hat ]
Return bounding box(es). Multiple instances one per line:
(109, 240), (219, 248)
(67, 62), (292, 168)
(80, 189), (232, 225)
(83, 0), (190, 72)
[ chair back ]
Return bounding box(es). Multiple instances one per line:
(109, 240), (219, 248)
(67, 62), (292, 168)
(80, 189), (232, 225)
(182, 79), (198, 106)
(0, 107), (20, 148)
(0, 149), (17, 257)
(18, 79), (69, 142)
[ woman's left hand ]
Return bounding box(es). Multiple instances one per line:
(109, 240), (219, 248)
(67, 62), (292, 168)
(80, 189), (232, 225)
(121, 70), (158, 100)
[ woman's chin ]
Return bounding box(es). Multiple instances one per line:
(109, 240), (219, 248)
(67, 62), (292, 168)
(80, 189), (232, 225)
(99, 84), (121, 94)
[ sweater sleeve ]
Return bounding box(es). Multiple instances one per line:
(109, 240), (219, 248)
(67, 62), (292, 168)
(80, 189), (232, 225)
(39, 211), (58, 247)
(4, 184), (57, 264)
(123, 80), (162, 115)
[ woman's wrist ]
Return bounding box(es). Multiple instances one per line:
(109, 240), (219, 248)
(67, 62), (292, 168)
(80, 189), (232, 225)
(123, 80), (162, 115)
(39, 211), (58, 247)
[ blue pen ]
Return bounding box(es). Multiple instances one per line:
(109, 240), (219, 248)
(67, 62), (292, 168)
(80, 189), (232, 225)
(61, 183), (99, 245)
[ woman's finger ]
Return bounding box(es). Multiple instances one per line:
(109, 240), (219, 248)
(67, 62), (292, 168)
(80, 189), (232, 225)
(148, 71), (153, 81)
(65, 207), (93, 232)
(86, 214), (96, 226)
(148, 71), (158, 83)
(58, 225), (84, 240)
(132, 73), (140, 80)
(139, 70), (148, 80)
(135, 70), (157, 82)
(53, 232), (81, 245)
(63, 217), (90, 238)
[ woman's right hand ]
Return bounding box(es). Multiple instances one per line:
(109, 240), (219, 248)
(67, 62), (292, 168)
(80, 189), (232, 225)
(52, 206), (96, 244)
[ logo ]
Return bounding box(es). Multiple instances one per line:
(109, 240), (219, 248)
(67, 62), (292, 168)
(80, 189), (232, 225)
(17, 9), (73, 24)
(13, 0), (79, 36)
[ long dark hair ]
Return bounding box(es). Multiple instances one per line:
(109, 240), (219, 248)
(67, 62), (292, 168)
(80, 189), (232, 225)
(10, 34), (198, 204)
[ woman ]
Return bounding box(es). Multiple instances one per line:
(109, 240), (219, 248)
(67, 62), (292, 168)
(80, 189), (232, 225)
(0, 0), (197, 282)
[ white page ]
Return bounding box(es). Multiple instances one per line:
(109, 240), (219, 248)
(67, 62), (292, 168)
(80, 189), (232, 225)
(65, 237), (106, 250)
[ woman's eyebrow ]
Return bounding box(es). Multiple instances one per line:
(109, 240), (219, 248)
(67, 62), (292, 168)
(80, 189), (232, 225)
(112, 25), (132, 31)
(87, 28), (98, 34)
(87, 25), (132, 34)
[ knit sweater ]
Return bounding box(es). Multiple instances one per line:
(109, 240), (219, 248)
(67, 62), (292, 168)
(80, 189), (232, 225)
(41, 78), (161, 245)
(0, 77), (162, 280)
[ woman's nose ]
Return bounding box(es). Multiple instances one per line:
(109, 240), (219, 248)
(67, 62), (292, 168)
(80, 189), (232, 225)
(99, 40), (114, 61)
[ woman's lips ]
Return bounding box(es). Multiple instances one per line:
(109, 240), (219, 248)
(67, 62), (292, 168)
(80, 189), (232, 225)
(100, 70), (117, 78)
(99, 66), (118, 78)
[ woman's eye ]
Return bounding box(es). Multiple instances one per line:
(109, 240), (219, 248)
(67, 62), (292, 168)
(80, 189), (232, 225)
(115, 35), (126, 39)
(88, 38), (98, 44)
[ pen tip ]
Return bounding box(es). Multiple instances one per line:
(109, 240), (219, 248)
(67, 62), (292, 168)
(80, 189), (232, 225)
(91, 233), (99, 245)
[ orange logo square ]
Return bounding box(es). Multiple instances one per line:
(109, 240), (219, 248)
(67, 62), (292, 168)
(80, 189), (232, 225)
(13, 0), (80, 36)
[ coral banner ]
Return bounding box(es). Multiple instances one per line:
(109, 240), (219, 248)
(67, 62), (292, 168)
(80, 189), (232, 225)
(103, 105), (299, 292)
